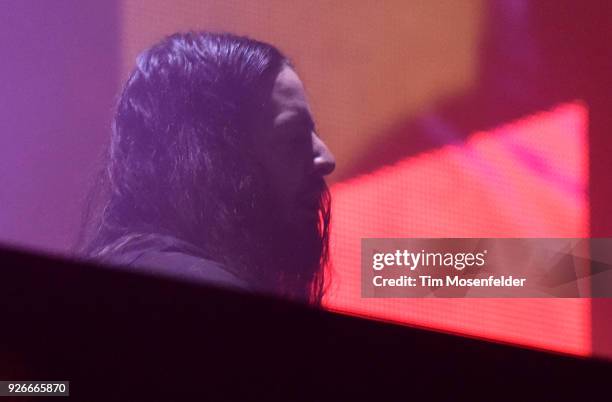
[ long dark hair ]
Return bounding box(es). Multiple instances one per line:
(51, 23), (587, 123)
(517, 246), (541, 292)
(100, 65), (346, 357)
(77, 32), (330, 304)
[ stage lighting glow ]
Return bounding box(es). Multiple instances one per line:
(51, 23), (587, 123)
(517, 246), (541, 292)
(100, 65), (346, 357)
(326, 102), (590, 356)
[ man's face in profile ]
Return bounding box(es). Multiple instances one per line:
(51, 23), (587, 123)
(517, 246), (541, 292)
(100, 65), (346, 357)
(254, 65), (336, 228)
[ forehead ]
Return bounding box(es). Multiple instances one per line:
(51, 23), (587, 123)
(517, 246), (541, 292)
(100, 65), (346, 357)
(270, 66), (311, 127)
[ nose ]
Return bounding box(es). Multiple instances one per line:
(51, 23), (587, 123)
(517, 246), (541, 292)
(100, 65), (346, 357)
(312, 133), (336, 176)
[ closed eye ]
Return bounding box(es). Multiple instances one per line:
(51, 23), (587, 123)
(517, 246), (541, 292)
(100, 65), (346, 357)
(274, 110), (317, 148)
(290, 130), (312, 144)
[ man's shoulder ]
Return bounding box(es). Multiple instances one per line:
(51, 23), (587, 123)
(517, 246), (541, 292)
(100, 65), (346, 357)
(103, 233), (251, 292)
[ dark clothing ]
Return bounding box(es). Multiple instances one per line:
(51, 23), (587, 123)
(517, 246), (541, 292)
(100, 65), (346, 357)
(102, 233), (252, 293)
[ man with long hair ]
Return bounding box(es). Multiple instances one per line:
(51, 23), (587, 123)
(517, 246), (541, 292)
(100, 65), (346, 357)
(78, 32), (335, 305)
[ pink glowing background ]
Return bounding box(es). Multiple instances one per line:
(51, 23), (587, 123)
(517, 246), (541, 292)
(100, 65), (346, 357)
(326, 102), (590, 355)
(1, 1), (610, 358)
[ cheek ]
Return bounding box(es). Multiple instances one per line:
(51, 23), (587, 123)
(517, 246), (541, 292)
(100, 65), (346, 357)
(261, 172), (303, 223)
(257, 145), (311, 213)
(270, 169), (302, 203)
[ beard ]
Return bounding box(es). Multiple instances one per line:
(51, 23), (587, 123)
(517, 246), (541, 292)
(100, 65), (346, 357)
(219, 174), (331, 304)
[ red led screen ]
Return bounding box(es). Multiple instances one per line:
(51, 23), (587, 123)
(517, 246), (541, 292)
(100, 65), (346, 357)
(325, 102), (590, 356)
